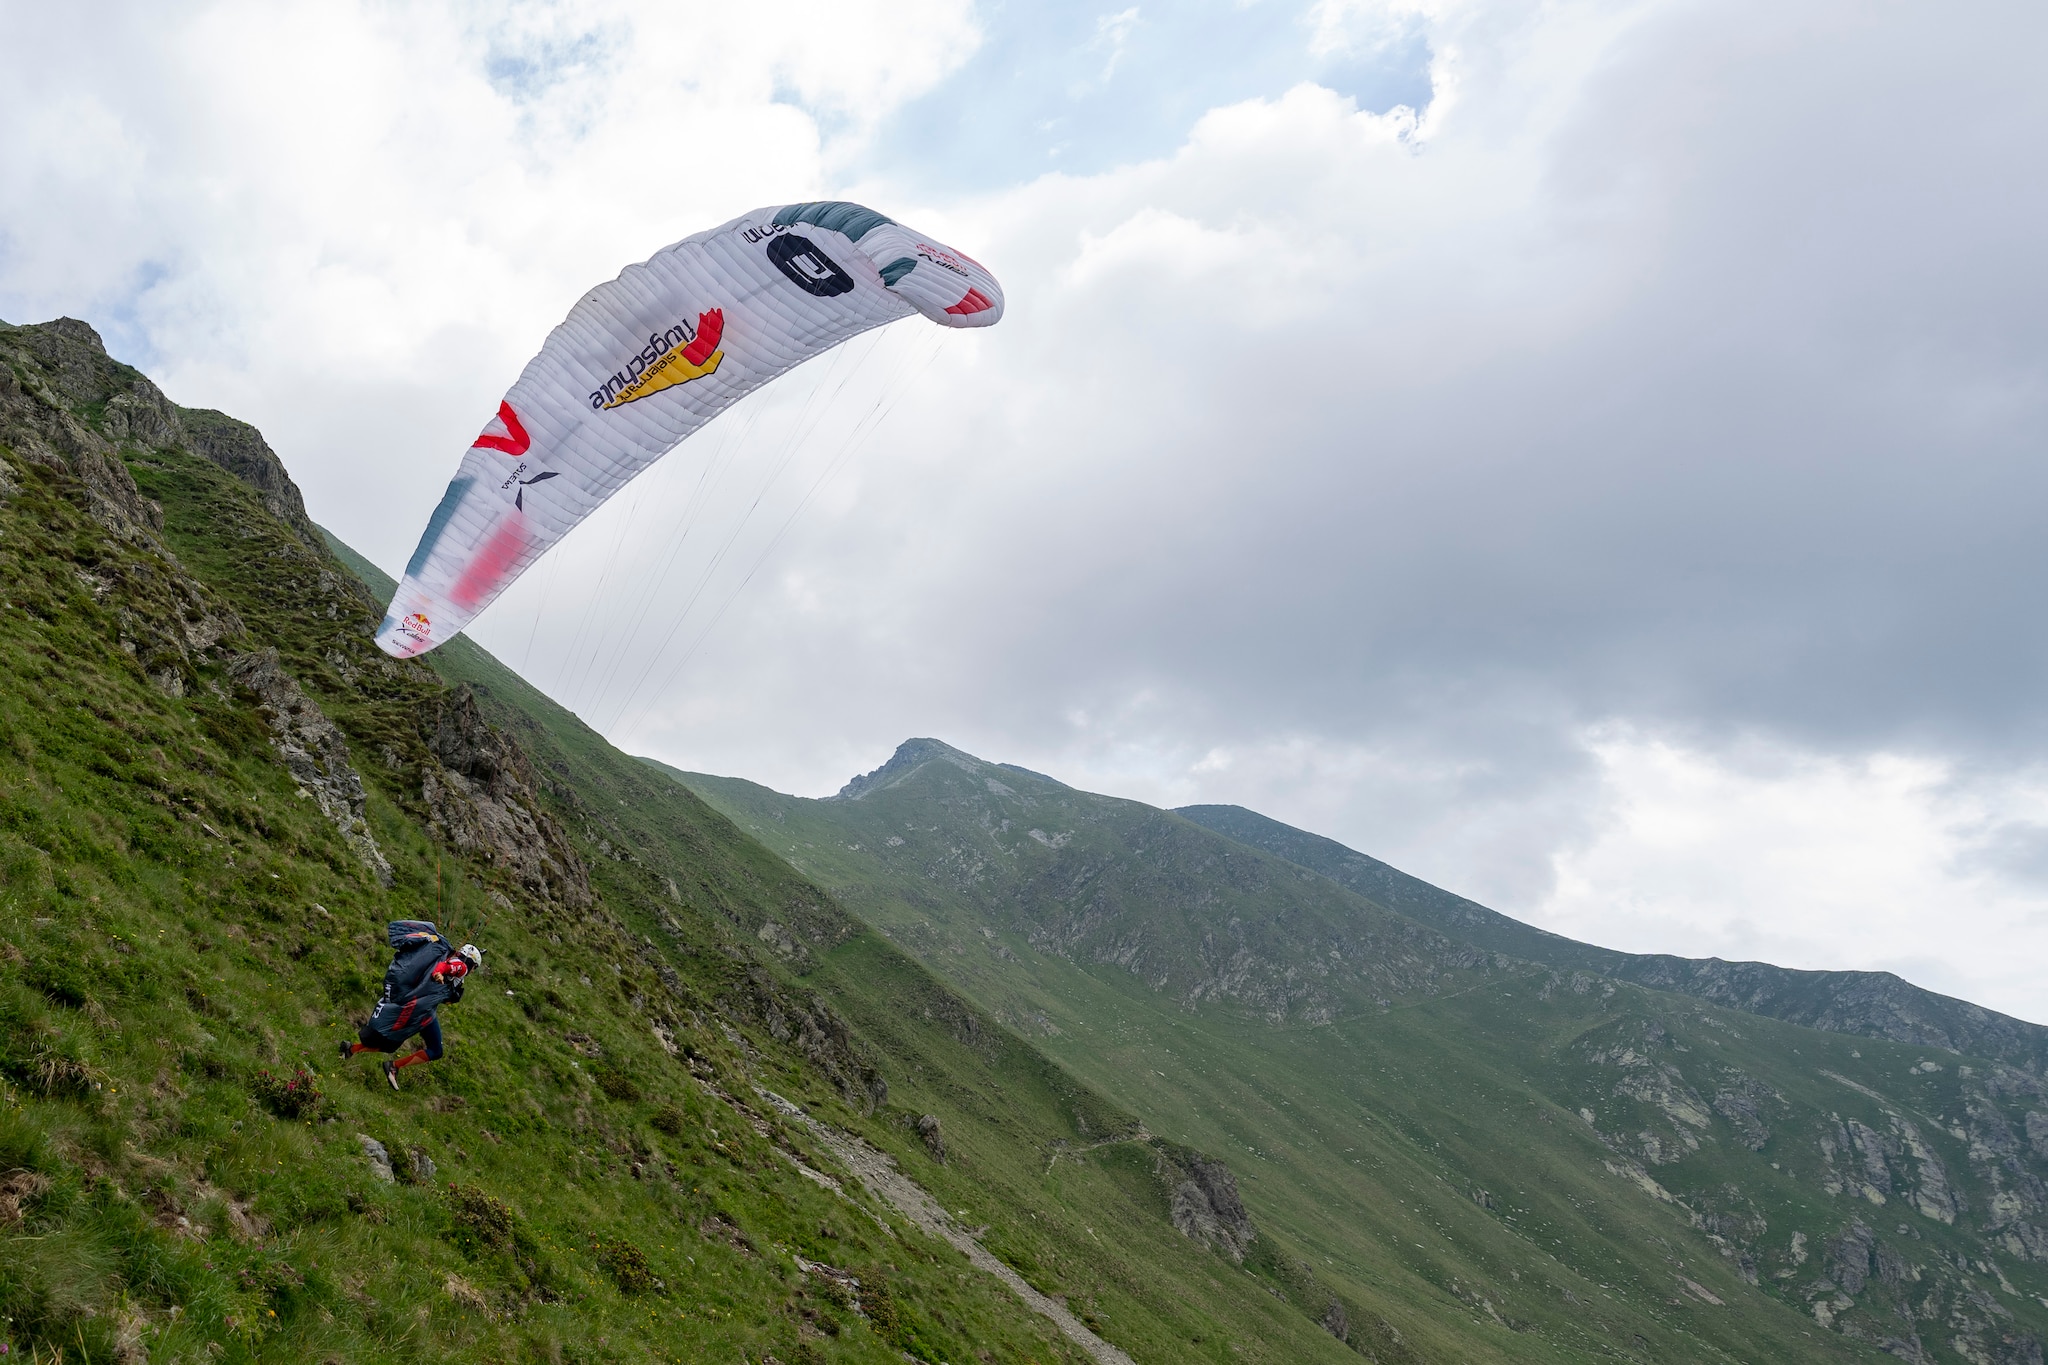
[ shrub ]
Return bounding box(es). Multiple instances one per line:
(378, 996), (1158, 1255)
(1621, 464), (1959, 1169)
(249, 1065), (323, 1120)
(594, 1239), (661, 1294)
(446, 1184), (515, 1257)
(861, 1275), (904, 1343)
(446, 1186), (552, 1291)
(594, 1067), (640, 1103)
(651, 1103), (688, 1136)
(22, 1042), (106, 1099)
(236, 1257), (305, 1301)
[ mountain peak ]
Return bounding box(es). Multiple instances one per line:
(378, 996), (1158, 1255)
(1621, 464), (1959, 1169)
(39, 315), (106, 352)
(833, 738), (1070, 801)
(833, 737), (981, 800)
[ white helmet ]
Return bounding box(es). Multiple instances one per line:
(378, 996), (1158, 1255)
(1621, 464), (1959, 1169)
(459, 943), (484, 971)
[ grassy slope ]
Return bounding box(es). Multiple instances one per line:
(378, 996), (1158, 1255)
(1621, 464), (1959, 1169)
(317, 541), (1369, 1365)
(1, 441), (1127, 1365)
(0, 336), (1363, 1365)
(666, 752), (2048, 1363)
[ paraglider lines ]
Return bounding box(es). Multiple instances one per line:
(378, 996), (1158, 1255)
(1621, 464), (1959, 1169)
(593, 328), (889, 730)
(607, 328), (948, 741)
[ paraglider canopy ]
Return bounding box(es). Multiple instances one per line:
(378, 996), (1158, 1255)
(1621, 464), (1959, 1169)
(375, 201), (1003, 660)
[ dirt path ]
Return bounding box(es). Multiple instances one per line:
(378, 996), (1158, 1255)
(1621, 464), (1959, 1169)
(754, 1088), (1139, 1365)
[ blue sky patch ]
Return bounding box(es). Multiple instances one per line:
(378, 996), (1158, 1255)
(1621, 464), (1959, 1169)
(855, 1), (1433, 191)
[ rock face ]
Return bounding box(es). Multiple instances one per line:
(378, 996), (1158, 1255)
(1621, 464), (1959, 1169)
(4, 313), (602, 913)
(1, 319), (245, 696)
(1160, 1148), (1256, 1262)
(0, 318), (170, 540)
(1, 319), (323, 552)
(227, 648), (392, 882)
(916, 1113), (945, 1162)
(729, 969), (888, 1114)
(178, 407), (324, 550)
(424, 686), (592, 911)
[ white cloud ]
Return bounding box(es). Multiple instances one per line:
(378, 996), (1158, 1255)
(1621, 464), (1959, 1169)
(1091, 8), (1143, 85)
(1537, 731), (2048, 1023)
(5, 0), (2047, 1021)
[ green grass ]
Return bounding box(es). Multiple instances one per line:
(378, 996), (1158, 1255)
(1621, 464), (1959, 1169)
(0, 315), (1388, 1365)
(14, 310), (2031, 1365)
(0, 447), (1112, 1365)
(668, 746), (2048, 1363)
(318, 515), (1373, 1365)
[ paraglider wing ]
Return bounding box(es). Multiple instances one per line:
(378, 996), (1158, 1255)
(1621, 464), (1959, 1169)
(373, 201), (1003, 658)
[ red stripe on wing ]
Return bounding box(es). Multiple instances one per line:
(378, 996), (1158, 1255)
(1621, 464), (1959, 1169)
(681, 309), (723, 365)
(945, 288), (993, 317)
(472, 401), (531, 456)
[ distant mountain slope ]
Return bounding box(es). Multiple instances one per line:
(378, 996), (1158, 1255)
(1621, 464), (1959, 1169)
(1176, 803), (2048, 1071)
(664, 737), (2048, 1363)
(671, 737), (1500, 1026)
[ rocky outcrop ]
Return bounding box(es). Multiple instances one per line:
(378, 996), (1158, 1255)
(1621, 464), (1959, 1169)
(423, 686), (591, 910)
(1695, 1190), (1767, 1283)
(0, 316), (327, 557)
(1813, 1108), (1962, 1225)
(686, 953), (888, 1114)
(0, 318), (168, 540)
(1822, 1117), (1902, 1205)
(1825, 1219), (1912, 1297)
(1158, 1147), (1256, 1262)
(177, 407), (323, 550)
(1712, 1069), (1783, 1151)
(228, 648), (391, 883)
(756, 982), (888, 1113)
(0, 319), (249, 698)
(1577, 1017), (1718, 1165)
(915, 1113), (945, 1162)
(834, 736), (982, 801)
(358, 1134), (396, 1182)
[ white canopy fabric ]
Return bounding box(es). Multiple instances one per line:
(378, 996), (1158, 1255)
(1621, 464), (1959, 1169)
(375, 201), (1002, 659)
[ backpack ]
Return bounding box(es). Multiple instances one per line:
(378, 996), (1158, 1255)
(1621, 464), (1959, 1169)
(372, 918), (486, 1031)
(387, 920), (450, 950)
(380, 922), (455, 1008)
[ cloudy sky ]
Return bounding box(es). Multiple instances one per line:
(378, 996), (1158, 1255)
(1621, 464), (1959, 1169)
(5, 0), (2047, 1018)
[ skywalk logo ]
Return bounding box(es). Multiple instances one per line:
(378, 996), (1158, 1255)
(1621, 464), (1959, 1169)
(767, 234), (855, 298)
(590, 308), (726, 410)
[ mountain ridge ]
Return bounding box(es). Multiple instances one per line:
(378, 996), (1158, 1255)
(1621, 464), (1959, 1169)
(1175, 801), (2048, 1070)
